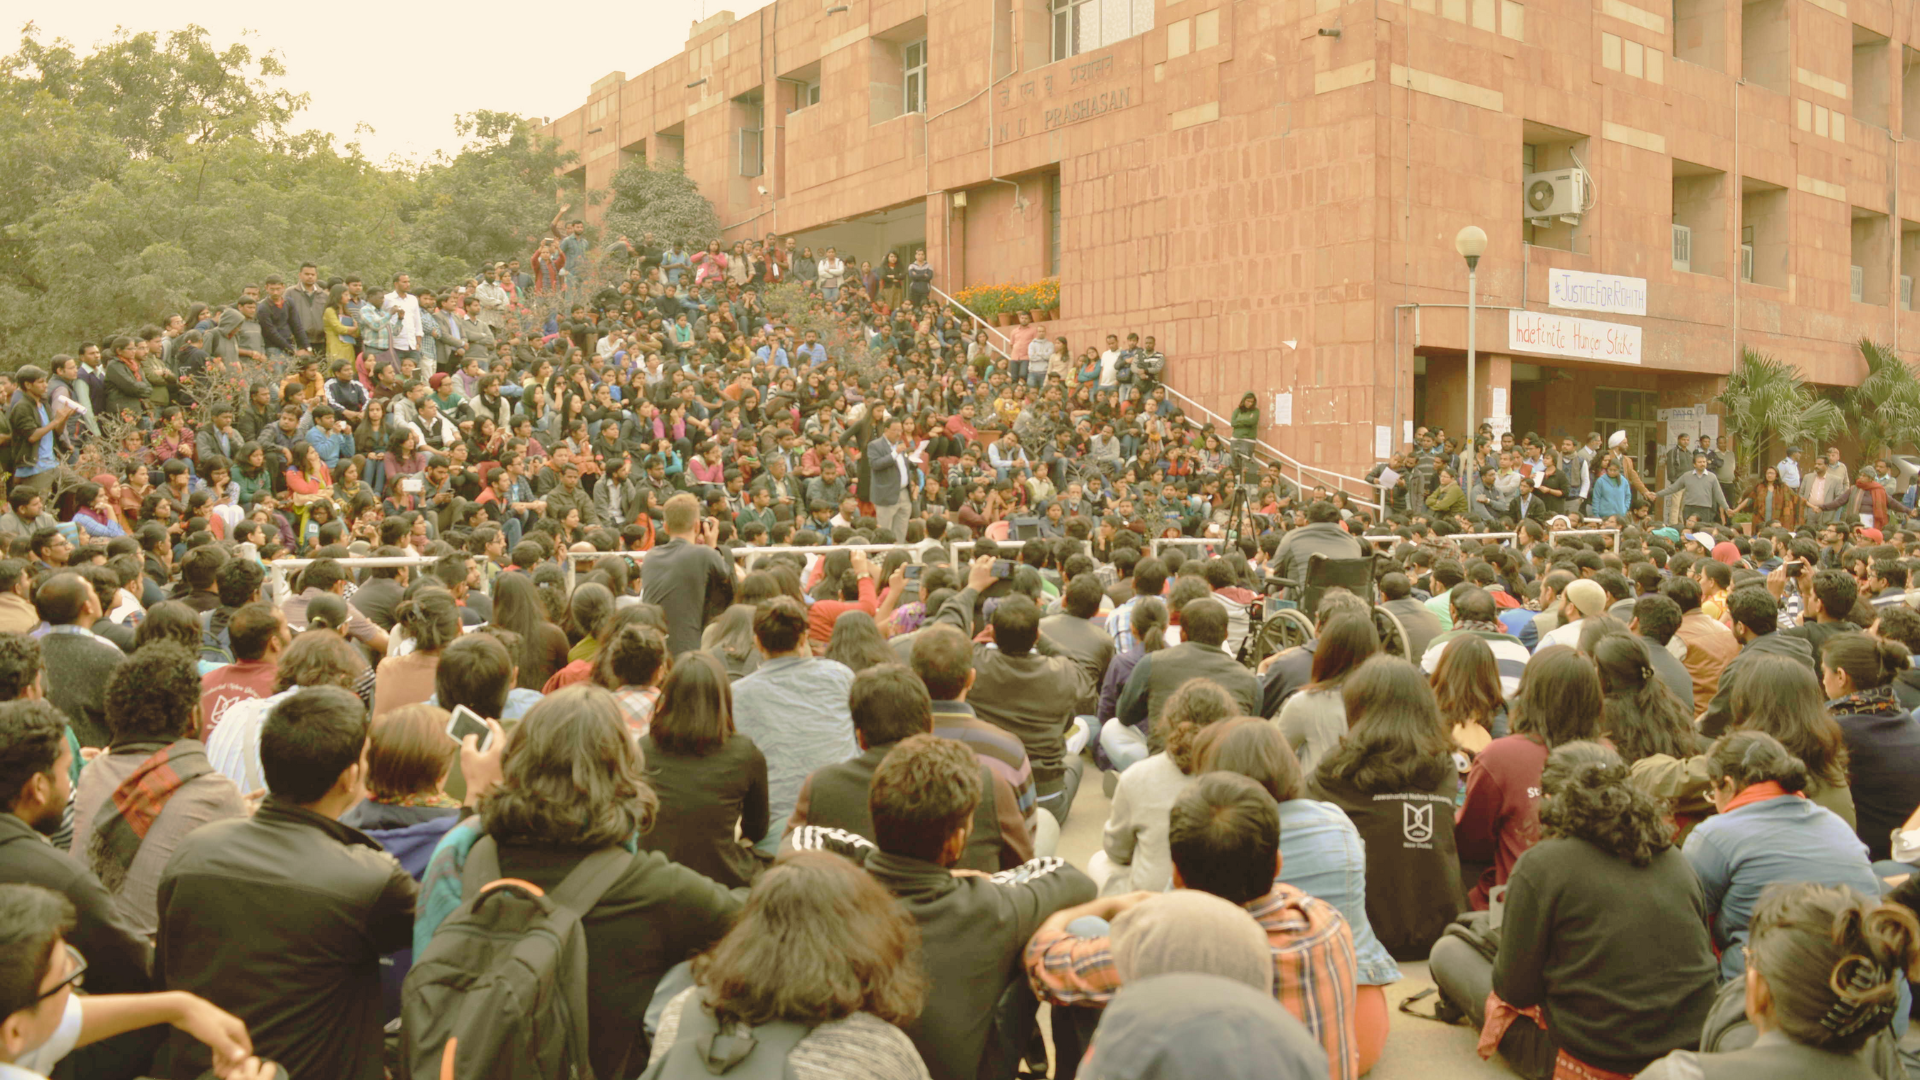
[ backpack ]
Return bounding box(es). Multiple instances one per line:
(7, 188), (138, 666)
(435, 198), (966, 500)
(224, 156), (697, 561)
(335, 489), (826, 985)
(1114, 355), (1135, 384)
(400, 835), (630, 1080)
(198, 609), (233, 667)
(638, 990), (811, 1080)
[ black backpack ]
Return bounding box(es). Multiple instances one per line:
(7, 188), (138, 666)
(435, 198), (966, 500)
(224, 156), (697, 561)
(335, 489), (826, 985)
(401, 835), (630, 1080)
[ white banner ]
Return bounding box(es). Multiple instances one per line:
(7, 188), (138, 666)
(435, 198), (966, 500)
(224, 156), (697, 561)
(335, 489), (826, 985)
(1547, 268), (1648, 316)
(1508, 309), (1643, 365)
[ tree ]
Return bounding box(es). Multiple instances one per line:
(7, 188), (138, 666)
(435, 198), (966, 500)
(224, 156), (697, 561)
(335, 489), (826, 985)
(2, 24), (305, 159)
(401, 110), (582, 283)
(1843, 338), (1920, 461)
(603, 160), (720, 248)
(1718, 347), (1844, 480)
(0, 26), (580, 368)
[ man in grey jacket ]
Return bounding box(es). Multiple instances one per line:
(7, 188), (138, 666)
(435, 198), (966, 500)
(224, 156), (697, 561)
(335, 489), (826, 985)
(1650, 452), (1731, 526)
(930, 559), (1091, 825)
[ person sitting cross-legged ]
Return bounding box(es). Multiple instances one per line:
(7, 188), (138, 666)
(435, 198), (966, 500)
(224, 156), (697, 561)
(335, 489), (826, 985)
(789, 732), (1095, 1080)
(1024, 772), (1360, 1080)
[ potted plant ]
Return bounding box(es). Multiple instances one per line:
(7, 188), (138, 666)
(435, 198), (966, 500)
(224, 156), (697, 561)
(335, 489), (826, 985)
(997, 284), (1028, 326)
(1031, 277), (1060, 321)
(955, 284), (1003, 325)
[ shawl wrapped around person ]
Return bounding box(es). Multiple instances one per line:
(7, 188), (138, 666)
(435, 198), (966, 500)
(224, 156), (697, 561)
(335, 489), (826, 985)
(87, 738), (215, 894)
(1855, 474), (1891, 532)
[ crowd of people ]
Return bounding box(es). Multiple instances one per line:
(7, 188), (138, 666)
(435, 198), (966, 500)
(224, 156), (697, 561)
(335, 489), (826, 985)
(1, 220), (1920, 1080)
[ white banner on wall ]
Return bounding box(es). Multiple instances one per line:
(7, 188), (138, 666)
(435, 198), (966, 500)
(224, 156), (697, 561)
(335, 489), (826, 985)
(1274, 392), (1293, 426)
(1547, 268), (1649, 316)
(1508, 309), (1643, 365)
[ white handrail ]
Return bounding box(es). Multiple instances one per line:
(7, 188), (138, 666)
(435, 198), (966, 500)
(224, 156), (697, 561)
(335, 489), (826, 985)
(932, 285), (1012, 361)
(1157, 385), (1386, 514)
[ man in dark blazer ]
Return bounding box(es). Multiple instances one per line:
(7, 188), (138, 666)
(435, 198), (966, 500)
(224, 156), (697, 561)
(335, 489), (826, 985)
(866, 410), (915, 540)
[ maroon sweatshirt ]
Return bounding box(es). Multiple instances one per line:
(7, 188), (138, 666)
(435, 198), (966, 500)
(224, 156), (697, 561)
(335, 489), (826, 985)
(1454, 733), (1548, 909)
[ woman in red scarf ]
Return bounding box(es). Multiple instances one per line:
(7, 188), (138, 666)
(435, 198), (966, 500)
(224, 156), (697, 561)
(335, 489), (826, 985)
(1854, 473), (1891, 532)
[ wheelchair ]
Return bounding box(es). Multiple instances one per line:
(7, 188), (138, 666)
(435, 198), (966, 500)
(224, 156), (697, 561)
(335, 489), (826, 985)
(1243, 551), (1410, 668)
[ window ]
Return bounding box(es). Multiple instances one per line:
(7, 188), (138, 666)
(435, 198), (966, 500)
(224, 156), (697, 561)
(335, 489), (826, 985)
(1049, 173), (1062, 276)
(1854, 26), (1890, 131)
(1594, 389), (1660, 466)
(1672, 0), (1726, 72)
(903, 39), (928, 114)
(1520, 122), (1589, 252)
(734, 95), (764, 177)
(1052, 0), (1154, 61)
(801, 81), (821, 108)
(1671, 159), (1727, 277)
(1901, 220), (1920, 310)
(1740, 0), (1789, 94)
(1852, 207), (1890, 305)
(1740, 177), (1787, 287)
(1906, 47), (1920, 139)
(739, 127), (763, 177)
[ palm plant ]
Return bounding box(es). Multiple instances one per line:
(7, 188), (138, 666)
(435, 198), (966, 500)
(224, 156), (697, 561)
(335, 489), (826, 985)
(1718, 347), (1843, 481)
(1843, 338), (1920, 461)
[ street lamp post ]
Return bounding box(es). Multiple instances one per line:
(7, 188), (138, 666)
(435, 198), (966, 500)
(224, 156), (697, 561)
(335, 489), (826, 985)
(1455, 225), (1488, 446)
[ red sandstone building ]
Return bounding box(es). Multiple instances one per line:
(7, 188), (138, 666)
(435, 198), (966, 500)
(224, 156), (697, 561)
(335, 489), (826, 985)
(542, 0), (1920, 482)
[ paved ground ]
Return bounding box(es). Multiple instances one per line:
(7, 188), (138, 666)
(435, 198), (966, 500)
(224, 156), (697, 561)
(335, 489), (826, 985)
(1051, 775), (1504, 1078)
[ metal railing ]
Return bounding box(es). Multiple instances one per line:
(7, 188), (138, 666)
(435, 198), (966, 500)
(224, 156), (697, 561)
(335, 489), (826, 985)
(931, 285), (1012, 362)
(1158, 385), (1386, 516)
(267, 554), (436, 595)
(1362, 528), (1621, 546)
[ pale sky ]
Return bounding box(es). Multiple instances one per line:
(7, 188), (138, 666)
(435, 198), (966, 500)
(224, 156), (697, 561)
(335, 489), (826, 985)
(16, 0), (776, 164)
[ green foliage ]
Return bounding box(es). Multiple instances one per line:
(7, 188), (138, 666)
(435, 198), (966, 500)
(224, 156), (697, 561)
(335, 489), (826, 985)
(0, 24), (578, 368)
(1718, 348), (1844, 479)
(1843, 338), (1920, 460)
(603, 160), (721, 249)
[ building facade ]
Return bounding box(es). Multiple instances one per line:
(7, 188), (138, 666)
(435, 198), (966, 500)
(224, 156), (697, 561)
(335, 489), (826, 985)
(543, 0), (1920, 481)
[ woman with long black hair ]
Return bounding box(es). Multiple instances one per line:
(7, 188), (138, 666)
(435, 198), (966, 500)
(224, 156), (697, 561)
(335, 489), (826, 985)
(1433, 742), (1719, 1080)
(1455, 645), (1603, 908)
(1823, 633), (1920, 860)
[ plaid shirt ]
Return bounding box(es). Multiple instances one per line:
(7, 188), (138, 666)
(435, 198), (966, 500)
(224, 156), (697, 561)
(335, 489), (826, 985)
(1024, 883), (1358, 1080)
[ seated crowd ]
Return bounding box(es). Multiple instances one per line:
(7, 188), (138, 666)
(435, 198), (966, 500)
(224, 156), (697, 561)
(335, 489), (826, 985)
(3, 239), (1920, 1080)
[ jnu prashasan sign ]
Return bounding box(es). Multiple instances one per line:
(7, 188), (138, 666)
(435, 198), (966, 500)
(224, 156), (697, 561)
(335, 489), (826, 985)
(1507, 309), (1643, 365)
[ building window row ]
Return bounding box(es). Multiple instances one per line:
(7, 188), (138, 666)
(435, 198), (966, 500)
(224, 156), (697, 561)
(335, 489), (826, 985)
(1052, 0), (1155, 62)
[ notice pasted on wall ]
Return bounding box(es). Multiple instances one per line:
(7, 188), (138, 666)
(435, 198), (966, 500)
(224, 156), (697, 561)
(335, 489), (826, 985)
(1507, 309), (1643, 365)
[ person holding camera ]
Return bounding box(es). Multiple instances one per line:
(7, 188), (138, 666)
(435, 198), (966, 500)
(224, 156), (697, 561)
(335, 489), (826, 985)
(638, 493), (735, 657)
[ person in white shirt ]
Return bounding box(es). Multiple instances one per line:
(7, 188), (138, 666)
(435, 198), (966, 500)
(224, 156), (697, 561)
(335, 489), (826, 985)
(816, 247), (847, 301)
(1775, 446), (1803, 490)
(473, 271), (510, 332)
(1534, 579), (1610, 653)
(1098, 333), (1123, 391)
(382, 273), (425, 367)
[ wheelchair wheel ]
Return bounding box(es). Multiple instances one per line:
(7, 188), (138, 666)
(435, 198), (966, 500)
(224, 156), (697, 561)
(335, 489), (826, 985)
(1250, 608), (1316, 668)
(1371, 605), (1411, 660)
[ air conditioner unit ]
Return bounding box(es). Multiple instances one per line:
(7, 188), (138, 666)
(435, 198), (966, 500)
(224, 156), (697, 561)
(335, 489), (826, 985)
(1741, 243), (1755, 283)
(1671, 224), (1692, 272)
(1902, 275), (1912, 309)
(1852, 265), (1866, 303)
(1523, 167), (1591, 224)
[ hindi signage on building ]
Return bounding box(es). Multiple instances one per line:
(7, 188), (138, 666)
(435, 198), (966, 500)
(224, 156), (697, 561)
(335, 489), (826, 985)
(1546, 268), (1648, 317)
(1507, 310), (1643, 365)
